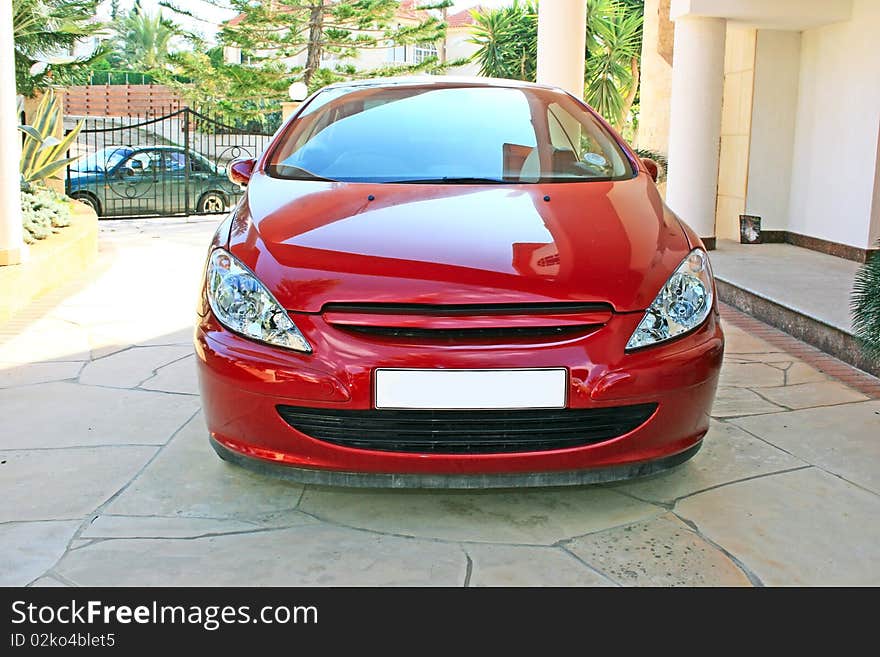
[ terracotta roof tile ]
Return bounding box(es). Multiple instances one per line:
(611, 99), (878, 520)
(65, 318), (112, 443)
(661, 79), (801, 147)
(396, 1), (431, 21)
(447, 6), (481, 28)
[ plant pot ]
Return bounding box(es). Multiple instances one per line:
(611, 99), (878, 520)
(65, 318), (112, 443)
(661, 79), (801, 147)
(739, 214), (762, 244)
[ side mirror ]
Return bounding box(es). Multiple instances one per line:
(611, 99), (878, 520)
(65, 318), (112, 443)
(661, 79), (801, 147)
(641, 157), (659, 183)
(228, 158), (256, 187)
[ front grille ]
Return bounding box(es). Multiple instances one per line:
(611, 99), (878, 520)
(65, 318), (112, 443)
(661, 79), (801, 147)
(340, 325), (598, 341)
(321, 302), (613, 315)
(276, 404), (658, 454)
(322, 302), (612, 343)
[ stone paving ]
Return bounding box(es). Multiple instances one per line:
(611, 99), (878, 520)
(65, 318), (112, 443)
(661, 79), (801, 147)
(1, 216), (879, 587)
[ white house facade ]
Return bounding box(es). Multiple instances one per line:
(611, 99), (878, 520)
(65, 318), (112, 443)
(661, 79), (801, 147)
(635, 0), (880, 260)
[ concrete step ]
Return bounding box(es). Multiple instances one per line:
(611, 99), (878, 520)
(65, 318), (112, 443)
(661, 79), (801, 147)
(710, 240), (879, 378)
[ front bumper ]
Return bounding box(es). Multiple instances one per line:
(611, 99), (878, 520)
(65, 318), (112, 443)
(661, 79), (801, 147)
(209, 435), (704, 488)
(195, 308), (723, 482)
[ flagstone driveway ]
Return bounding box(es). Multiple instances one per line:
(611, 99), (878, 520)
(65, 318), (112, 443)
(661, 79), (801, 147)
(1, 216), (878, 587)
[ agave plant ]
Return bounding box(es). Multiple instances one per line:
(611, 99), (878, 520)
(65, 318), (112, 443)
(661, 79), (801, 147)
(18, 89), (83, 189)
(851, 246), (880, 362)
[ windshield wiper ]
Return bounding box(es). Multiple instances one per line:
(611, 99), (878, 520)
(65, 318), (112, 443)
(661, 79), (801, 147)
(391, 177), (513, 185)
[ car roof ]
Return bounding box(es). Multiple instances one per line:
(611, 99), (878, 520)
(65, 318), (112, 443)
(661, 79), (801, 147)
(125, 146), (210, 159)
(132, 145), (185, 152)
(320, 76), (563, 94)
(97, 146), (183, 154)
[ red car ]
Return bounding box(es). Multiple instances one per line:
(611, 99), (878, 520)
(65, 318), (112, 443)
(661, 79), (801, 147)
(195, 78), (723, 488)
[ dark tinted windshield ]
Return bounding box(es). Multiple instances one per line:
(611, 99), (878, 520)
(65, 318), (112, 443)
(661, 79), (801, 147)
(74, 147), (133, 172)
(266, 85), (634, 184)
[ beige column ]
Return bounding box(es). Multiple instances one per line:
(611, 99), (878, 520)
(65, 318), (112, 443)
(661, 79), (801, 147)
(870, 129), (880, 246)
(536, 0), (587, 98)
(636, 0), (674, 154)
(665, 16), (726, 241)
(281, 102), (302, 122)
(0, 0), (25, 265)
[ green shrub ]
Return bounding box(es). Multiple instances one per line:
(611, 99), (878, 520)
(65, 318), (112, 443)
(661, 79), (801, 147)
(20, 187), (72, 244)
(851, 245), (880, 362)
(633, 148), (668, 183)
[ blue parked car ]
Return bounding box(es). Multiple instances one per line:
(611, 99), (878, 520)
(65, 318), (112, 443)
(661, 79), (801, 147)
(66, 146), (233, 217)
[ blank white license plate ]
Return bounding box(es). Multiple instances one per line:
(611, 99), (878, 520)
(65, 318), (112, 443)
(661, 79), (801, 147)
(374, 368), (567, 410)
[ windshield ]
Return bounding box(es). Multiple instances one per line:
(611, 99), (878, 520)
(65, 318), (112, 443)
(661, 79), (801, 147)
(73, 147), (133, 172)
(265, 85), (634, 184)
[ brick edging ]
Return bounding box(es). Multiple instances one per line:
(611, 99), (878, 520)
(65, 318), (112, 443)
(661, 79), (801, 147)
(720, 303), (880, 400)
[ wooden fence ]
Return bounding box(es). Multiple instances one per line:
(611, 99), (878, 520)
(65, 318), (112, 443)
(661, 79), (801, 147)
(62, 84), (183, 117)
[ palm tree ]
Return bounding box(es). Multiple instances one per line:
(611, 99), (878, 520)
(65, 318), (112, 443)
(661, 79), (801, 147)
(469, 1), (538, 81)
(586, 0), (643, 130)
(13, 0), (107, 96)
(469, 0), (643, 130)
(117, 0), (180, 71)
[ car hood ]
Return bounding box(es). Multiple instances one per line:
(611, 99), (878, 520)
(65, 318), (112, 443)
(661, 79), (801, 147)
(227, 172), (689, 313)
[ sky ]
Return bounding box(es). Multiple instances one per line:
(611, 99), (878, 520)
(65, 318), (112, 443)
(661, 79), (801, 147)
(98, 1), (512, 43)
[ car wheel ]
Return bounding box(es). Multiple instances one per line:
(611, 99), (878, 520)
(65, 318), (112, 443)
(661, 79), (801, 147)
(70, 193), (101, 217)
(197, 191), (227, 214)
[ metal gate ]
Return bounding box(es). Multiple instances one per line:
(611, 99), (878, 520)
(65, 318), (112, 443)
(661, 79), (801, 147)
(64, 108), (275, 218)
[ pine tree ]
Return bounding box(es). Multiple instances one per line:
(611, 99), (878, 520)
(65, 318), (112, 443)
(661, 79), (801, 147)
(158, 1), (455, 124)
(218, 0), (451, 87)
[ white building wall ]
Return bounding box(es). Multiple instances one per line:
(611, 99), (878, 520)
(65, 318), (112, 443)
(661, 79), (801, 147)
(787, 0), (880, 249)
(744, 30), (800, 232)
(223, 46), (241, 65)
(444, 29), (481, 76)
(353, 43), (398, 69)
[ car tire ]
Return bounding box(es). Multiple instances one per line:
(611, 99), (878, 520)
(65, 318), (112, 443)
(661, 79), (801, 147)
(70, 192), (101, 217)
(197, 191), (228, 214)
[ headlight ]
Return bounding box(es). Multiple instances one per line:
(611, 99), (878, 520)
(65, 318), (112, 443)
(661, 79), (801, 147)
(626, 248), (714, 350)
(206, 248), (311, 353)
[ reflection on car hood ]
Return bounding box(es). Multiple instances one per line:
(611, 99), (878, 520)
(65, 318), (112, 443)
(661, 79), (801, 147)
(227, 172), (689, 313)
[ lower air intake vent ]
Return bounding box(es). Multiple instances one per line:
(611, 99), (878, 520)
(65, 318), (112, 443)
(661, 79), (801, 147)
(276, 404), (658, 454)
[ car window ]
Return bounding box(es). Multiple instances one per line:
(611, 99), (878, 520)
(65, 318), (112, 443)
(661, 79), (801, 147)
(190, 156), (210, 173)
(125, 150), (162, 173)
(75, 147), (132, 172)
(546, 103), (626, 179)
(266, 85), (634, 184)
(163, 151), (187, 172)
